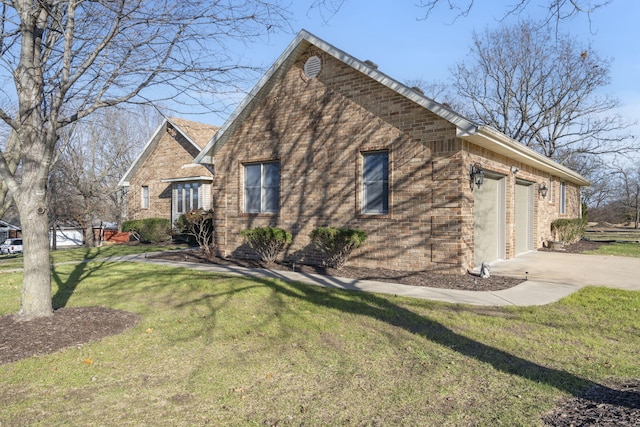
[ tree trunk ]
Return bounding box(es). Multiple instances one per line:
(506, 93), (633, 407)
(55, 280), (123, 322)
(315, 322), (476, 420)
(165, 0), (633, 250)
(17, 193), (53, 318)
(51, 224), (57, 250)
(84, 223), (95, 247)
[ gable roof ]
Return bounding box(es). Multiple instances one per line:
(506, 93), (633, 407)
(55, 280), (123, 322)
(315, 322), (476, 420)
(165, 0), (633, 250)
(119, 117), (218, 187)
(0, 220), (20, 230)
(195, 29), (589, 186)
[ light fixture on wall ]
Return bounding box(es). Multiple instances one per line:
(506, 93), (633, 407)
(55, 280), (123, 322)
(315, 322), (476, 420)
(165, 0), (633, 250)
(510, 166), (519, 174)
(470, 163), (485, 189)
(539, 182), (548, 198)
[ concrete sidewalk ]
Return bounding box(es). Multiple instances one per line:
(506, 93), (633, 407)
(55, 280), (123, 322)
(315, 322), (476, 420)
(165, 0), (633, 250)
(109, 252), (602, 307)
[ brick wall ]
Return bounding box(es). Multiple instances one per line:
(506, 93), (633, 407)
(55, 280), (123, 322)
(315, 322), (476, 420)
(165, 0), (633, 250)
(209, 48), (584, 273)
(127, 123), (213, 222)
(210, 49), (471, 273)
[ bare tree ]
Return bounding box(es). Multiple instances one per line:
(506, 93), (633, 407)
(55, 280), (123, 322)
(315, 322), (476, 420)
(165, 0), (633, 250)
(0, 0), (290, 318)
(310, 0), (613, 24)
(0, 131), (20, 219)
(416, 0), (612, 24)
(611, 164), (640, 229)
(450, 20), (636, 164)
(48, 106), (161, 247)
(403, 78), (464, 113)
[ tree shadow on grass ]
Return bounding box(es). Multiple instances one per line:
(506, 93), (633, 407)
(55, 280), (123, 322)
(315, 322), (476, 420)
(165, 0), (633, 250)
(245, 270), (638, 409)
(51, 249), (110, 309)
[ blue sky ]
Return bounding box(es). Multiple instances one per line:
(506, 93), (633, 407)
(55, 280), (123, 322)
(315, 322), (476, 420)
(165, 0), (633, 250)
(188, 0), (639, 138)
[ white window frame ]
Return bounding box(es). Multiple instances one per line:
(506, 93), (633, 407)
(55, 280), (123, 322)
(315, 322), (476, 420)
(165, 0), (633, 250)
(141, 186), (149, 209)
(243, 161), (280, 214)
(559, 181), (566, 214)
(175, 182), (201, 215)
(362, 151), (389, 215)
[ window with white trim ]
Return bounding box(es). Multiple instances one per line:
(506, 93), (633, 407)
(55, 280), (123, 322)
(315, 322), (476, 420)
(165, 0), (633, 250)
(362, 151), (389, 214)
(559, 181), (566, 214)
(175, 182), (201, 215)
(244, 161), (280, 213)
(141, 186), (149, 209)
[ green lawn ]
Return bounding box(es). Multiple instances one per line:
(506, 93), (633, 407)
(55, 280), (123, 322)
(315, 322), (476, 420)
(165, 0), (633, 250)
(584, 242), (640, 258)
(0, 243), (185, 271)
(584, 229), (640, 243)
(1, 259), (638, 426)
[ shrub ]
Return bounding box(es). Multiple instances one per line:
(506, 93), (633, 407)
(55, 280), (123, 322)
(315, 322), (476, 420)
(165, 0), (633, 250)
(551, 218), (587, 244)
(241, 227), (292, 265)
(309, 227), (368, 269)
(122, 218), (172, 244)
(176, 210), (215, 256)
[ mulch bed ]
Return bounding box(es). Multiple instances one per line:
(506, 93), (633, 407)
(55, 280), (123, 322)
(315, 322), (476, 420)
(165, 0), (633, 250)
(0, 306), (139, 366)
(149, 250), (526, 291)
(542, 381), (640, 426)
(146, 239), (607, 292)
(2, 239), (636, 425)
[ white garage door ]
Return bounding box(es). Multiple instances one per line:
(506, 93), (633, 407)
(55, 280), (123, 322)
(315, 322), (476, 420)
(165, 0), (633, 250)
(474, 175), (506, 267)
(515, 181), (534, 255)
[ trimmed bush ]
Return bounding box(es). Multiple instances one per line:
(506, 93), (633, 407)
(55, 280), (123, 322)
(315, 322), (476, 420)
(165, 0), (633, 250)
(122, 218), (172, 244)
(176, 209), (215, 256)
(241, 227), (292, 265)
(551, 218), (587, 244)
(309, 227), (368, 269)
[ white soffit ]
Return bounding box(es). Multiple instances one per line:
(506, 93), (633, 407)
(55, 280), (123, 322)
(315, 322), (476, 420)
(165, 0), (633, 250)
(461, 126), (590, 186)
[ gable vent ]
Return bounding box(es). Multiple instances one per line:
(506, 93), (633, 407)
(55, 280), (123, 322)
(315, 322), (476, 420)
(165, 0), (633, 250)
(303, 55), (322, 79)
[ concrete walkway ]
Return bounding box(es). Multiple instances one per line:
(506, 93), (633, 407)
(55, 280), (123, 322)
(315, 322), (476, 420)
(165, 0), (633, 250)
(4, 250), (633, 307)
(107, 250), (640, 307)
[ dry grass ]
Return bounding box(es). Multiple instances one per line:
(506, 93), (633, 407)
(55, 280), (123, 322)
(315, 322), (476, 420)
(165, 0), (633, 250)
(0, 261), (639, 426)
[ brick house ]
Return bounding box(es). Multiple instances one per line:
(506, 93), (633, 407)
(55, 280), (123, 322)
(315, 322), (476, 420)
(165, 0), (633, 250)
(119, 117), (218, 226)
(191, 30), (588, 274)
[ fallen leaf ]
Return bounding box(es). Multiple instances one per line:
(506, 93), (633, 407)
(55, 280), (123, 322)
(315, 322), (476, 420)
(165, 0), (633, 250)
(83, 358), (94, 365)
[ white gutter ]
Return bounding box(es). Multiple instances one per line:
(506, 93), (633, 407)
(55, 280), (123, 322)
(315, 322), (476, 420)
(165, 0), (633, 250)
(462, 126), (590, 186)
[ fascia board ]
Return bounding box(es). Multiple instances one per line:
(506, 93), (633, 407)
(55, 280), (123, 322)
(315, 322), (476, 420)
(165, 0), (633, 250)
(195, 29), (479, 164)
(462, 126), (591, 186)
(160, 176), (214, 183)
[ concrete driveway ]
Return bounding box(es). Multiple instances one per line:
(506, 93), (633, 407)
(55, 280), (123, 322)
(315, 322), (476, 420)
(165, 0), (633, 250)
(490, 251), (640, 291)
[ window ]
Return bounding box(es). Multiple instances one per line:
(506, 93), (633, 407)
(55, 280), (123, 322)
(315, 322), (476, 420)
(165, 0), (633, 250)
(362, 152), (389, 214)
(548, 179), (554, 203)
(141, 186), (149, 209)
(244, 162), (280, 213)
(559, 181), (566, 214)
(176, 182), (201, 215)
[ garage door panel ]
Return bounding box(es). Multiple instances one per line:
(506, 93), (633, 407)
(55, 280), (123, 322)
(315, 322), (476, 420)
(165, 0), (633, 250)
(474, 176), (505, 267)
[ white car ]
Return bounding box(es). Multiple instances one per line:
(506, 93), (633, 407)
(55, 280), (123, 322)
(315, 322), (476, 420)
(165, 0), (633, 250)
(0, 238), (23, 254)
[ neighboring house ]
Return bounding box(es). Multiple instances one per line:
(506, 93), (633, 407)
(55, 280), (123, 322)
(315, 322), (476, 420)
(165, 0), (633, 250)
(119, 117), (219, 226)
(190, 30), (589, 274)
(50, 225), (84, 248)
(0, 220), (21, 242)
